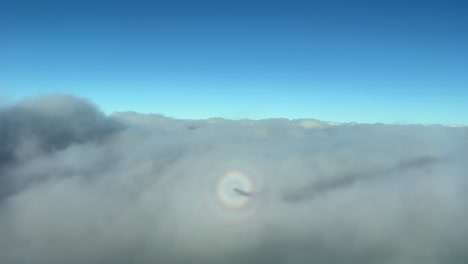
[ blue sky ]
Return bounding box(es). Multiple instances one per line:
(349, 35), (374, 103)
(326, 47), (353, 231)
(1, 0), (467, 124)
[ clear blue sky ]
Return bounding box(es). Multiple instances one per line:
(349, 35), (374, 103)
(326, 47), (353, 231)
(1, 0), (467, 124)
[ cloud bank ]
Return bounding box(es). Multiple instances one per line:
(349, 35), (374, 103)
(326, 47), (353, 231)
(0, 94), (467, 264)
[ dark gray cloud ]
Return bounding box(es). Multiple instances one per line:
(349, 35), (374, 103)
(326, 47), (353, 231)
(0, 94), (123, 200)
(0, 94), (467, 264)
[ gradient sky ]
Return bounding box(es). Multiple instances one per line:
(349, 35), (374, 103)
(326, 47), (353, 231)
(1, 0), (467, 124)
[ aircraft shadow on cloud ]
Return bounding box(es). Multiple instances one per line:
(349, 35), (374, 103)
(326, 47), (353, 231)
(232, 187), (252, 197)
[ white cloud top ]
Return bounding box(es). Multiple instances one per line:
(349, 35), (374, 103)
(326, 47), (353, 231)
(0, 94), (467, 264)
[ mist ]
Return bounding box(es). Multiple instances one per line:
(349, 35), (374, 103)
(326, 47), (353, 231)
(0, 94), (467, 264)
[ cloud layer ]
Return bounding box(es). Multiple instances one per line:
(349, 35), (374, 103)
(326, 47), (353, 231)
(0, 94), (467, 264)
